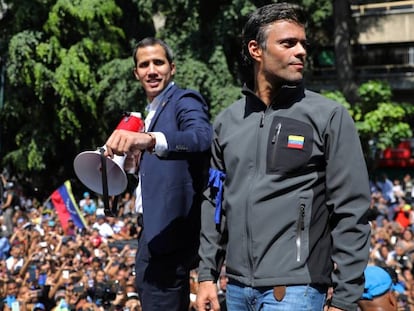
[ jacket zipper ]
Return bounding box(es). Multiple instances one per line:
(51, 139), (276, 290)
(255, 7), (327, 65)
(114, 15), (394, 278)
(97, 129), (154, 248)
(296, 203), (305, 262)
(272, 123), (282, 145)
(269, 122), (282, 170)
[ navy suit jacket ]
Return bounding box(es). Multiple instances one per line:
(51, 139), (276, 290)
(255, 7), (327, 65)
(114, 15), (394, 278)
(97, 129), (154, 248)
(139, 84), (212, 256)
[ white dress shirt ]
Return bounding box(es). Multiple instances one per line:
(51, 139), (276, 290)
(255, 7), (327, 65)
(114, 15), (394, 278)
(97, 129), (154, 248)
(134, 82), (174, 213)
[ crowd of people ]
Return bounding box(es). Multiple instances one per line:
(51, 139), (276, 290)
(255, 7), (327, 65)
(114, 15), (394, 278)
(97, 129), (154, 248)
(4, 170), (414, 310)
(0, 171), (230, 311)
(0, 175), (142, 311)
(365, 173), (414, 310)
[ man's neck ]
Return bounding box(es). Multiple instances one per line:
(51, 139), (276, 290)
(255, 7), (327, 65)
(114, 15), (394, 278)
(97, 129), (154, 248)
(254, 83), (281, 107)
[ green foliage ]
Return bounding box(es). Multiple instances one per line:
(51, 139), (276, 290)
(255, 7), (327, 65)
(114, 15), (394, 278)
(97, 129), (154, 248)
(7, 31), (44, 89)
(45, 0), (124, 46)
(175, 47), (241, 118)
(357, 80), (392, 113)
(2, 135), (46, 172)
(358, 103), (412, 150)
(323, 80), (414, 168)
(27, 139), (46, 171)
(0, 0), (52, 39)
(321, 90), (350, 109)
(354, 81), (413, 151)
(95, 58), (146, 121)
(2, 0), (129, 193)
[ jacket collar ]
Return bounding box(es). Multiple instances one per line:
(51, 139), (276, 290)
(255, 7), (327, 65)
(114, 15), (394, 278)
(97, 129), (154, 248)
(242, 82), (305, 111)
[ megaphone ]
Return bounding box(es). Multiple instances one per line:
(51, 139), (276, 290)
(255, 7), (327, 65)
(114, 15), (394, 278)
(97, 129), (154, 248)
(73, 112), (144, 196)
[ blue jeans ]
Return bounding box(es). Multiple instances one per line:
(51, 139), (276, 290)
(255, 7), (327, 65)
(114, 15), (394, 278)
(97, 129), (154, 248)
(226, 282), (326, 311)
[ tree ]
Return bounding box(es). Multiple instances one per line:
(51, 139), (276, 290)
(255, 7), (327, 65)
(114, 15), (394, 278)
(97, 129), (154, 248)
(323, 80), (414, 173)
(333, 0), (359, 104)
(2, 0), (142, 197)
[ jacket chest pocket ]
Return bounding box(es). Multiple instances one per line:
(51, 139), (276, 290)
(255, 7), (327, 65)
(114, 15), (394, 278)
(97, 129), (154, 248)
(266, 117), (313, 174)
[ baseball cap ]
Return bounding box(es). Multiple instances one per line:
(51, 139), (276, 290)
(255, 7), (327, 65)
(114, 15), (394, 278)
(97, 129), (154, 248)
(33, 302), (46, 311)
(393, 282), (405, 294)
(362, 265), (392, 300)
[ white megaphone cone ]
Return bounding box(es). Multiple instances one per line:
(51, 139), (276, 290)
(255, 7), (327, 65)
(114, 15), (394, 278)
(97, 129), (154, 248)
(73, 150), (127, 196)
(73, 112), (144, 196)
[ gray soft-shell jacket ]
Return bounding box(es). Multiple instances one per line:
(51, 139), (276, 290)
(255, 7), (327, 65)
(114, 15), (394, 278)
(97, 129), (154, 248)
(198, 83), (371, 311)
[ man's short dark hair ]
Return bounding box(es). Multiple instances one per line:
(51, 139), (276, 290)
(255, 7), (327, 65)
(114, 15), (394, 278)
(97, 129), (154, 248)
(240, 3), (307, 84)
(132, 37), (174, 67)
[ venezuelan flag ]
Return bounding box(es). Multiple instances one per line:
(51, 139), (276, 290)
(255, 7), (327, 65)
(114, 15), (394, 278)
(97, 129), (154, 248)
(51, 180), (87, 230)
(287, 135), (305, 149)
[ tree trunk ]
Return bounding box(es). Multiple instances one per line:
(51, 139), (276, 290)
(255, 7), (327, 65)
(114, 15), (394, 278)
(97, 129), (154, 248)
(334, 0), (359, 104)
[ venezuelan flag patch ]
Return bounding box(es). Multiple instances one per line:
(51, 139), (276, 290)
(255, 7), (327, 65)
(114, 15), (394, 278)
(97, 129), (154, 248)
(287, 135), (304, 149)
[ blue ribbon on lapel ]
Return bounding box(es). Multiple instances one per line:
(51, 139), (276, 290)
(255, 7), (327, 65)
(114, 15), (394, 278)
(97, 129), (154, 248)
(208, 168), (226, 224)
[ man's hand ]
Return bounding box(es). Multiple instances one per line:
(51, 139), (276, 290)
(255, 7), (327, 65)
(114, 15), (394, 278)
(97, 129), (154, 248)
(196, 280), (220, 311)
(324, 302), (345, 311)
(105, 130), (153, 156)
(323, 288), (345, 311)
(322, 274), (346, 311)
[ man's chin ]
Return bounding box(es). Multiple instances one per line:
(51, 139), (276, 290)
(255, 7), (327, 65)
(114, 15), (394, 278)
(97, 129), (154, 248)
(145, 88), (161, 98)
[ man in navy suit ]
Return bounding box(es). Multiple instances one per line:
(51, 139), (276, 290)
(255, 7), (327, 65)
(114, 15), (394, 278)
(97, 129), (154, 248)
(105, 37), (212, 311)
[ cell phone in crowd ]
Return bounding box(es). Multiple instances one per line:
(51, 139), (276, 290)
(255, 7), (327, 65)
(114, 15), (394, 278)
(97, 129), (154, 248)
(29, 265), (37, 283)
(62, 270), (70, 279)
(39, 241), (48, 248)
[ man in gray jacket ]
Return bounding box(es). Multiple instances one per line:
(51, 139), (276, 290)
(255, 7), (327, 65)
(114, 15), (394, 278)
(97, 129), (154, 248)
(196, 3), (371, 311)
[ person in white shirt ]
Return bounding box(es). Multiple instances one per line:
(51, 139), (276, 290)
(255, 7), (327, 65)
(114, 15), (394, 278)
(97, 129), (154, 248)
(92, 215), (114, 240)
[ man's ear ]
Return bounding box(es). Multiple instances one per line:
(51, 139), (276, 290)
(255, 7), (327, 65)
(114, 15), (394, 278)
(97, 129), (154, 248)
(133, 68), (139, 80)
(387, 291), (398, 310)
(247, 40), (262, 62)
(170, 62), (176, 76)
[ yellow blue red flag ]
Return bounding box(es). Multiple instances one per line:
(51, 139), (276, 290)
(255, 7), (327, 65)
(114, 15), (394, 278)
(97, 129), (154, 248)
(51, 180), (87, 230)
